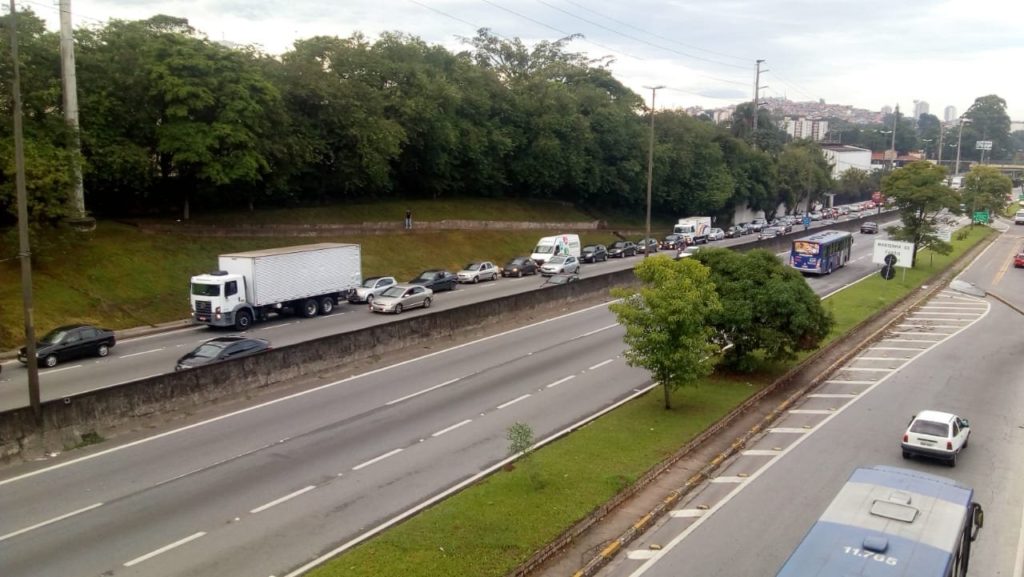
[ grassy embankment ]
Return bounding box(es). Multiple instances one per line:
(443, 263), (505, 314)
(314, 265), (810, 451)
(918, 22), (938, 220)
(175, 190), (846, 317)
(0, 199), (670, 350)
(306, 224), (995, 577)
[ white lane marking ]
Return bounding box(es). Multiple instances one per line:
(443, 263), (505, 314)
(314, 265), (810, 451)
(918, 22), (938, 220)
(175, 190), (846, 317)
(249, 485), (316, 514)
(497, 394), (531, 410)
(578, 323), (619, 338)
(42, 365), (83, 374)
(789, 409), (834, 415)
(898, 324), (967, 329)
(841, 367), (895, 372)
(257, 322), (293, 331)
(824, 380), (876, 385)
(118, 348), (164, 359)
(669, 509), (707, 518)
(352, 448), (403, 471)
(386, 378), (461, 406)
(711, 476), (746, 483)
(624, 298), (991, 577)
(883, 339), (940, 343)
(919, 306), (988, 310)
(123, 531), (206, 567)
(588, 359), (614, 371)
(870, 347), (923, 351)
(121, 325), (204, 343)
(888, 331), (946, 337)
(1015, 479), (1024, 577)
(768, 428), (810, 434)
(431, 419), (473, 438)
(741, 449), (783, 456)
(909, 312), (982, 316)
(0, 502), (103, 543)
(807, 393), (856, 399)
(546, 375), (575, 388)
(854, 357), (902, 361)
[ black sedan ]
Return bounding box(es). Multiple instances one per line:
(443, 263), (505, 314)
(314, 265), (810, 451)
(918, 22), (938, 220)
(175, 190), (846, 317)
(860, 221), (879, 234)
(501, 256), (539, 277)
(580, 245), (608, 263)
(636, 238), (659, 254)
(175, 336), (271, 371)
(659, 234), (683, 250)
(18, 324), (116, 368)
(607, 241), (637, 258)
(409, 269), (457, 291)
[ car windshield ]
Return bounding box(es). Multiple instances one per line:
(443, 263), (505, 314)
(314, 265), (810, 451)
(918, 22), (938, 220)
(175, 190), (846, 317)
(191, 283), (220, 297)
(361, 278), (381, 287)
(414, 272), (436, 281)
(611, 242), (625, 249)
(910, 419), (949, 437)
(465, 263), (481, 271)
(583, 246), (596, 252)
(548, 256), (567, 264)
(381, 286), (407, 298)
(191, 342), (228, 359)
(533, 245), (554, 254)
(509, 258), (527, 265)
(40, 329), (70, 344)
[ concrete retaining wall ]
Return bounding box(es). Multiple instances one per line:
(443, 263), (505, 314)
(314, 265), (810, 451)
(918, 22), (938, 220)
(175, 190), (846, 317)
(0, 269), (637, 462)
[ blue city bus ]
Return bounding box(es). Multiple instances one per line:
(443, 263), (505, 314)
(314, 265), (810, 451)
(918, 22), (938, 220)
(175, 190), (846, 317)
(775, 466), (984, 577)
(790, 230), (854, 274)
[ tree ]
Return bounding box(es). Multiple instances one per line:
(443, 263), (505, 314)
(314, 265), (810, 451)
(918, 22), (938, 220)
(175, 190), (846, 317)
(693, 248), (833, 371)
(609, 257), (721, 409)
(777, 140), (833, 215)
(881, 161), (960, 266)
(835, 168), (873, 204)
(962, 95), (1013, 162)
(961, 165), (1012, 217)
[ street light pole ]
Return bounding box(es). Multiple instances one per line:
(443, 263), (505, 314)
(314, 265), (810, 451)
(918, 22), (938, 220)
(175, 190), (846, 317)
(643, 85), (664, 259)
(888, 104), (898, 171)
(954, 116), (970, 175)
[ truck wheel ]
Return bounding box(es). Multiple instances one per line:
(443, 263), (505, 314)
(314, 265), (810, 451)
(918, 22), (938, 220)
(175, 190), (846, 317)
(234, 310), (253, 331)
(319, 297), (335, 315)
(301, 299), (318, 318)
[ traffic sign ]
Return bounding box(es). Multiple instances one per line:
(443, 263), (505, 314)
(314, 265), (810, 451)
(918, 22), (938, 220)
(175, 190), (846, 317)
(884, 253), (897, 266)
(872, 240), (914, 268)
(880, 265), (896, 280)
(936, 228), (953, 242)
(973, 211), (989, 224)
(976, 140), (993, 151)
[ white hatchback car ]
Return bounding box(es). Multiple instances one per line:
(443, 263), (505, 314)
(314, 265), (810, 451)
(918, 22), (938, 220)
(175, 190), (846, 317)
(901, 410), (970, 467)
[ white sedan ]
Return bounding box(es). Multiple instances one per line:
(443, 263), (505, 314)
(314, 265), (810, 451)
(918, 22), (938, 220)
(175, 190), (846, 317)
(540, 255), (580, 276)
(901, 410), (970, 467)
(456, 261), (499, 283)
(707, 228), (726, 241)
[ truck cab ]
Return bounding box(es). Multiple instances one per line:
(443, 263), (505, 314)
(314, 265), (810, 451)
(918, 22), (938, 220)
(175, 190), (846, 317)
(190, 271), (251, 329)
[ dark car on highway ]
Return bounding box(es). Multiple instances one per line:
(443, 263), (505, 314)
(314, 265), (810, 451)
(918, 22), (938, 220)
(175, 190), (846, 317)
(18, 324), (116, 368)
(636, 238), (659, 254)
(724, 226), (744, 238)
(580, 244), (608, 263)
(408, 269), (457, 291)
(607, 241), (637, 258)
(501, 256), (539, 277)
(660, 234), (683, 250)
(175, 336), (271, 371)
(860, 221), (879, 234)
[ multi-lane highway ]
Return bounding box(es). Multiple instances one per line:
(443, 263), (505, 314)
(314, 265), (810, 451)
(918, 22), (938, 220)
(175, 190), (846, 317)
(589, 220), (1024, 577)
(0, 217), (899, 577)
(0, 215), (894, 410)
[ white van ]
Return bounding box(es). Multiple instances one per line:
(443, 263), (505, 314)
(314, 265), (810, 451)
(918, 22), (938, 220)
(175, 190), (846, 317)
(1015, 210), (1024, 225)
(531, 234), (581, 264)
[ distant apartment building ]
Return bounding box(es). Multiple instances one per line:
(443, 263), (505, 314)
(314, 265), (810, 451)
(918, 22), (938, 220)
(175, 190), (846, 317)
(782, 117), (829, 141)
(820, 144), (872, 178)
(913, 100), (930, 118)
(944, 106), (958, 123)
(1011, 120), (1024, 133)
(881, 105), (893, 116)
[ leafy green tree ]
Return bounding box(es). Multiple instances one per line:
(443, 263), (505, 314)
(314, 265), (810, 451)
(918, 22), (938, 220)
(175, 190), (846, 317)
(835, 168), (874, 203)
(962, 95), (1013, 161)
(729, 102), (788, 155)
(881, 161), (960, 266)
(716, 134), (777, 223)
(961, 165), (1012, 217)
(609, 256), (722, 409)
(651, 111), (735, 218)
(694, 248), (833, 372)
(777, 140), (833, 215)
(917, 113), (941, 159)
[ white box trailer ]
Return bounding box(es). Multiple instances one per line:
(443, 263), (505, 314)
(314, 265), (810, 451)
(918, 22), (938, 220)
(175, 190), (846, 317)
(190, 243), (362, 330)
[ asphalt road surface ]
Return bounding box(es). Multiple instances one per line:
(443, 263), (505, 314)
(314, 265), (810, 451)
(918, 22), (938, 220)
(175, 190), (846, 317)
(593, 219), (1024, 577)
(0, 216), (899, 577)
(0, 214), (895, 410)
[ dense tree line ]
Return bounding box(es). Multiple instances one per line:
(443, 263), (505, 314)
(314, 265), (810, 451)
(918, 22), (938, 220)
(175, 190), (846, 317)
(1, 11), (855, 227)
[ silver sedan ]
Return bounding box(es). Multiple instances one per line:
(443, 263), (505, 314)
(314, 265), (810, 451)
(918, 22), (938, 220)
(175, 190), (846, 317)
(369, 284), (433, 314)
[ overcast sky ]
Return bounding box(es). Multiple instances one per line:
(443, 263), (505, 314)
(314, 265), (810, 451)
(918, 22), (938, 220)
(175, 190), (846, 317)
(24, 0), (1024, 119)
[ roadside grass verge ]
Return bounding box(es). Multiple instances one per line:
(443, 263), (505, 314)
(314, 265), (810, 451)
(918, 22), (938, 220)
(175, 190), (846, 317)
(307, 224), (995, 577)
(0, 221), (623, 350)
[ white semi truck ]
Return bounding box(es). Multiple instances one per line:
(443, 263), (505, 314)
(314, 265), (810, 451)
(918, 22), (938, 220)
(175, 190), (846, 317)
(190, 243), (362, 330)
(673, 217), (712, 245)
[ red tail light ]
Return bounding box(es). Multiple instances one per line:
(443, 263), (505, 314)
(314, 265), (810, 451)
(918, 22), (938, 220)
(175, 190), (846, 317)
(947, 441), (953, 450)
(903, 434), (908, 442)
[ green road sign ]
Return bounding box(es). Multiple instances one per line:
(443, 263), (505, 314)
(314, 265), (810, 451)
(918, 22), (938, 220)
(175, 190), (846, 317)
(973, 211), (989, 224)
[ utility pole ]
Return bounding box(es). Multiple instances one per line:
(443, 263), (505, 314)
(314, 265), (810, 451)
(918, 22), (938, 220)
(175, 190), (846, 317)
(59, 0), (93, 229)
(937, 124), (944, 167)
(8, 0), (43, 421)
(955, 116), (970, 175)
(643, 85), (664, 258)
(752, 59), (767, 135)
(888, 104), (899, 171)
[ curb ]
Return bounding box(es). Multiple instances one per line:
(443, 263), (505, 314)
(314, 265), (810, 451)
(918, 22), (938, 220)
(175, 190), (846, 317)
(520, 228), (998, 577)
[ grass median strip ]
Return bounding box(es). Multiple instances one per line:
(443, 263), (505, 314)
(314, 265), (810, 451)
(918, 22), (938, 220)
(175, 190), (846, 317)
(306, 224), (996, 577)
